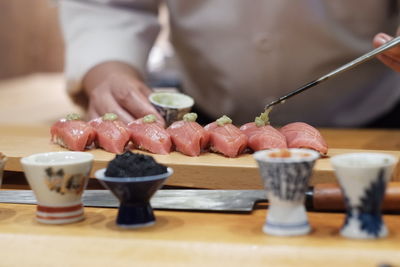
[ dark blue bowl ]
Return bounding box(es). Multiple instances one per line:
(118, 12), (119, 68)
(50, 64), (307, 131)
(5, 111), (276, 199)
(95, 167), (173, 228)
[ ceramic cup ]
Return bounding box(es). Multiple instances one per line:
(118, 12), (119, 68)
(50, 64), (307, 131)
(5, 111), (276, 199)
(21, 151), (93, 224)
(95, 167), (173, 228)
(148, 92), (194, 126)
(0, 153), (7, 187)
(253, 148), (320, 236)
(331, 153), (398, 239)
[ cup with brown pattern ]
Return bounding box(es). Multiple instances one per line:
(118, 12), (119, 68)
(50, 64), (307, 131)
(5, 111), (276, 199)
(21, 151), (93, 224)
(0, 153), (7, 187)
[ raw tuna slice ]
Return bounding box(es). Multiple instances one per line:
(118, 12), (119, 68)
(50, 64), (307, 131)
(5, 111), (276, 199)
(280, 122), (328, 155)
(50, 113), (95, 151)
(89, 113), (131, 154)
(204, 115), (247, 158)
(128, 114), (172, 155)
(167, 113), (210, 156)
(240, 122), (287, 151)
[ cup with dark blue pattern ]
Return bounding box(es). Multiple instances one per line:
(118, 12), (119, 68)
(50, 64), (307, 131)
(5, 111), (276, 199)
(95, 167), (173, 228)
(253, 148), (320, 236)
(331, 153), (398, 239)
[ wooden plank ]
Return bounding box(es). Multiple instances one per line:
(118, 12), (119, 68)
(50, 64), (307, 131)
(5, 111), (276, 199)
(1, 125), (399, 189)
(0, 203), (398, 266)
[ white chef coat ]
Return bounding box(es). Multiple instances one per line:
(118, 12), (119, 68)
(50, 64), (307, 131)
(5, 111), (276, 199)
(59, 0), (400, 127)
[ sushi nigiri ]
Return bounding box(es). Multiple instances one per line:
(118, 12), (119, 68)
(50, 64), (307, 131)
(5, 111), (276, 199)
(280, 122), (328, 155)
(240, 123), (287, 151)
(167, 113), (210, 156)
(204, 115), (247, 158)
(50, 113), (95, 151)
(240, 111), (287, 151)
(89, 113), (131, 154)
(127, 114), (172, 155)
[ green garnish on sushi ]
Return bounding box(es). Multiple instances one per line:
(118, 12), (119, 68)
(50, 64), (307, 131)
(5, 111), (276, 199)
(254, 107), (272, 127)
(143, 114), (157, 123)
(183, 113), (198, 122)
(66, 113), (82, 121)
(216, 115), (232, 126)
(102, 113), (118, 121)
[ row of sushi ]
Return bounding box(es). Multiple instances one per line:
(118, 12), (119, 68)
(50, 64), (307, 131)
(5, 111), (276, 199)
(50, 112), (328, 157)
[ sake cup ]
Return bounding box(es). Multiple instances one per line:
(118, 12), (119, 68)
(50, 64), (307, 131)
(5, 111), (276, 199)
(148, 92), (194, 126)
(331, 153), (398, 239)
(95, 167), (173, 228)
(0, 153), (7, 187)
(253, 148), (320, 236)
(21, 152), (93, 224)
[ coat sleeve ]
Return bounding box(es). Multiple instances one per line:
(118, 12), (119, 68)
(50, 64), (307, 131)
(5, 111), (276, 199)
(58, 0), (161, 106)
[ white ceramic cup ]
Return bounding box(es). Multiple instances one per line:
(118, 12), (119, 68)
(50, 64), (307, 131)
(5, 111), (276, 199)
(0, 154), (7, 188)
(331, 152), (398, 239)
(21, 152), (94, 224)
(253, 148), (320, 236)
(148, 92), (194, 126)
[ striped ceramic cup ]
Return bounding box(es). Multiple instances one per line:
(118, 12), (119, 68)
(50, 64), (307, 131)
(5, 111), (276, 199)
(21, 152), (93, 224)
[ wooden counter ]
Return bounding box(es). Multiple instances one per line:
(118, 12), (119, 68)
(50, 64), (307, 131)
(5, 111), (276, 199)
(0, 203), (398, 266)
(0, 73), (81, 125)
(0, 74), (399, 266)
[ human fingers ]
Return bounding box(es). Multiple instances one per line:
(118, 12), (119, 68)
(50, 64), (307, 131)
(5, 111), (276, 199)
(87, 101), (100, 121)
(112, 82), (166, 125)
(89, 85), (136, 123)
(373, 33), (400, 57)
(376, 54), (400, 72)
(373, 33), (400, 72)
(137, 81), (154, 97)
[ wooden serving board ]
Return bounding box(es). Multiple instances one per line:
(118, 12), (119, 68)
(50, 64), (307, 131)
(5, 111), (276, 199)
(1, 125), (399, 189)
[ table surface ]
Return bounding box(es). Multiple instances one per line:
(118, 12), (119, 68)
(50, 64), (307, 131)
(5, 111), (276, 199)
(0, 74), (399, 266)
(0, 73), (81, 125)
(0, 126), (399, 267)
(0, 203), (397, 267)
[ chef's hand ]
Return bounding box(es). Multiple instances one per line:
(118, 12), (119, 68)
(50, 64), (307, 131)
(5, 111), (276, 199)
(83, 61), (165, 125)
(373, 32), (400, 72)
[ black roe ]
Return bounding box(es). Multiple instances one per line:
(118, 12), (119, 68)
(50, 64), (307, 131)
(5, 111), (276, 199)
(105, 151), (167, 178)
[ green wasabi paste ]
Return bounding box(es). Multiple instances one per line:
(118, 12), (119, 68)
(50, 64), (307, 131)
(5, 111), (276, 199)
(143, 114), (157, 123)
(102, 113), (118, 121)
(183, 113), (198, 122)
(254, 107), (272, 127)
(216, 115), (232, 126)
(152, 94), (177, 107)
(66, 113), (82, 121)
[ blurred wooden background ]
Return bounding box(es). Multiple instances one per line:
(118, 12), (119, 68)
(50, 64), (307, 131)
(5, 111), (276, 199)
(0, 1), (170, 125)
(0, 0), (64, 79)
(0, 0), (79, 125)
